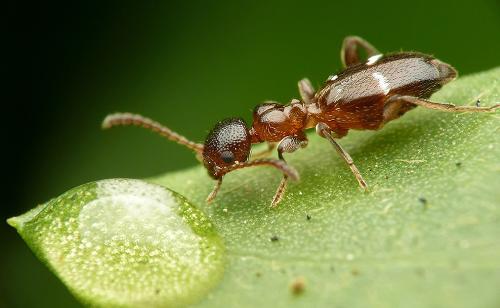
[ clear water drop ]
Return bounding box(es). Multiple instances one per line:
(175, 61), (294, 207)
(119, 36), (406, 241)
(9, 179), (225, 307)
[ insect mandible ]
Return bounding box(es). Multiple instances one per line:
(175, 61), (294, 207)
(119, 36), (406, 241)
(103, 36), (499, 207)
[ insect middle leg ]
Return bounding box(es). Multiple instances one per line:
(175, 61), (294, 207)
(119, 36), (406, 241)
(298, 78), (316, 104)
(386, 95), (500, 113)
(341, 36), (380, 68)
(271, 133), (308, 207)
(316, 123), (368, 190)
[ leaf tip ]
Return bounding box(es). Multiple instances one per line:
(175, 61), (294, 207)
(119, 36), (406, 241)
(7, 203), (47, 231)
(6, 216), (20, 229)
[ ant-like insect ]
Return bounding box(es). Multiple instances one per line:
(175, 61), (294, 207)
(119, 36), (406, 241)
(103, 36), (499, 207)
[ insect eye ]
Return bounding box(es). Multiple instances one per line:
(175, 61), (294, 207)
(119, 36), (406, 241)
(220, 151), (235, 164)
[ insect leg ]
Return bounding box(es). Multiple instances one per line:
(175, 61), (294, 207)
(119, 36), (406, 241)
(251, 143), (276, 159)
(382, 99), (417, 124)
(271, 133), (308, 207)
(316, 123), (368, 190)
(389, 95), (500, 113)
(341, 36), (380, 68)
(298, 78), (316, 104)
(213, 158), (300, 204)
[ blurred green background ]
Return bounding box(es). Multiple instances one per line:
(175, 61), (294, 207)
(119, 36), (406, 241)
(3, 1), (500, 307)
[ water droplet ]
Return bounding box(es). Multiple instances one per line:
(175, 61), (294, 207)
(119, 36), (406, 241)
(9, 179), (225, 307)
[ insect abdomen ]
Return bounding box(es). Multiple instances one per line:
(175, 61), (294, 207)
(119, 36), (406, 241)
(311, 53), (457, 133)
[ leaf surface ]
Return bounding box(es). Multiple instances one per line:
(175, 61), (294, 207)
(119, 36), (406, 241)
(153, 67), (500, 308)
(9, 68), (500, 307)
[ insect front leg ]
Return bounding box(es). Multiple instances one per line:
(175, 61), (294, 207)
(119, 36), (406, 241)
(298, 78), (316, 104)
(251, 142), (276, 159)
(387, 95), (500, 113)
(316, 123), (368, 190)
(341, 36), (380, 68)
(271, 133), (308, 207)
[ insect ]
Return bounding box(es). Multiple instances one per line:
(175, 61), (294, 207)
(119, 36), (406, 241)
(103, 36), (499, 207)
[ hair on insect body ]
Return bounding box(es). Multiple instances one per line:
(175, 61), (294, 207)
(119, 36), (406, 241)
(102, 36), (499, 207)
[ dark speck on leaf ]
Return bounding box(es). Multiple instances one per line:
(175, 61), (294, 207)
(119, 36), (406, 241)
(155, 289), (160, 295)
(456, 162), (462, 167)
(256, 272), (262, 277)
(415, 267), (426, 277)
(476, 99), (481, 107)
(270, 235), (279, 242)
(290, 277), (305, 295)
(351, 269), (360, 276)
(418, 197), (427, 205)
(306, 214), (311, 220)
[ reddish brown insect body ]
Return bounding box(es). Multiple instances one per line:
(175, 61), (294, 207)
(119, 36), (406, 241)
(103, 36), (498, 207)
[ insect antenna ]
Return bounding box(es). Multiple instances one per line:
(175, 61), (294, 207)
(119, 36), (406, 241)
(102, 113), (204, 153)
(221, 159), (299, 181)
(205, 159), (299, 204)
(206, 178), (222, 204)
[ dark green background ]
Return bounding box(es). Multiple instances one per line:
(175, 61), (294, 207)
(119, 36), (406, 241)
(3, 1), (499, 307)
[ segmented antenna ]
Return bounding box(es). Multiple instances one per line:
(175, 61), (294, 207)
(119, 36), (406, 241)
(220, 158), (299, 181)
(205, 158), (299, 205)
(102, 113), (204, 153)
(206, 178), (222, 204)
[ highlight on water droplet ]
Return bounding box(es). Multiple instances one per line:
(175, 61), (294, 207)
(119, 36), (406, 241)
(8, 179), (225, 307)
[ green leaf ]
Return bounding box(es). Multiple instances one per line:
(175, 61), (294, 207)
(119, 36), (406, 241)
(152, 67), (500, 308)
(9, 67), (500, 307)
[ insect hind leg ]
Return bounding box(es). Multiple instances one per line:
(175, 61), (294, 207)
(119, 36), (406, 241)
(383, 99), (417, 124)
(388, 95), (500, 113)
(341, 36), (380, 68)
